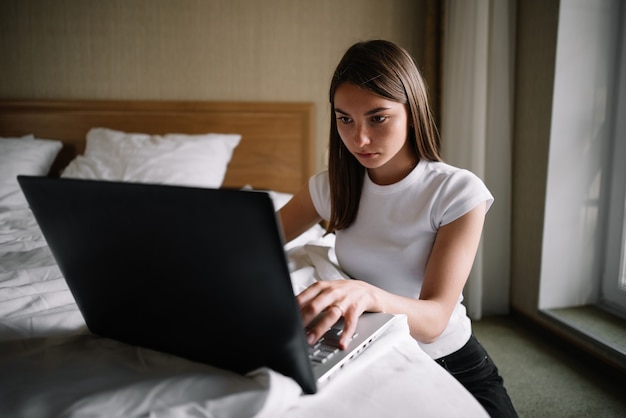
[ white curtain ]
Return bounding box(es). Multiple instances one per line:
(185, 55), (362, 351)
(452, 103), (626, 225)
(440, 0), (515, 319)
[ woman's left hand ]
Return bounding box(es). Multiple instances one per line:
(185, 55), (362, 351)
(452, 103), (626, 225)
(296, 279), (378, 350)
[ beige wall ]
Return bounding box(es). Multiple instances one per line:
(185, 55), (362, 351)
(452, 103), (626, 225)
(0, 0), (426, 171)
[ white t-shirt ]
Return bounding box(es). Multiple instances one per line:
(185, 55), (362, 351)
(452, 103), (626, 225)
(309, 160), (494, 359)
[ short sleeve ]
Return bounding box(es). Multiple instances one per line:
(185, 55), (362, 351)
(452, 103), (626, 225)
(308, 170), (332, 220)
(432, 169), (494, 228)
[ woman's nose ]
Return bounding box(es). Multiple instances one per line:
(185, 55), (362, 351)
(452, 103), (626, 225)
(352, 125), (370, 147)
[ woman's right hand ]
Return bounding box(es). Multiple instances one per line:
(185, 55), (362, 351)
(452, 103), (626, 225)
(296, 278), (380, 350)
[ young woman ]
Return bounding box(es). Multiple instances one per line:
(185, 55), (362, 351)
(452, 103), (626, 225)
(279, 40), (517, 417)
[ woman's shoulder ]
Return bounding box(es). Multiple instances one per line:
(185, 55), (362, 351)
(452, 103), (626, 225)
(308, 169), (332, 219)
(420, 160), (493, 203)
(421, 160), (485, 187)
(421, 161), (494, 221)
(423, 160), (469, 175)
(311, 169), (329, 179)
(309, 169), (329, 190)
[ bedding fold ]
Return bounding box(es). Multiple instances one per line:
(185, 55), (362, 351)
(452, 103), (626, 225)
(0, 333), (302, 418)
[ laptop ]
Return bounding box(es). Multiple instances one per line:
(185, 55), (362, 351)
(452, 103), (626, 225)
(17, 175), (396, 394)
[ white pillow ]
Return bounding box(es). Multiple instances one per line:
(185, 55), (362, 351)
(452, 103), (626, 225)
(61, 128), (241, 188)
(0, 136), (63, 207)
(267, 190), (294, 211)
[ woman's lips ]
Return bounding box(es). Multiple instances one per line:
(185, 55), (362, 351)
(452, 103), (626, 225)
(356, 152), (378, 159)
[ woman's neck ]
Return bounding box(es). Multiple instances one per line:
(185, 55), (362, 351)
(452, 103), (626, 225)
(368, 155), (419, 186)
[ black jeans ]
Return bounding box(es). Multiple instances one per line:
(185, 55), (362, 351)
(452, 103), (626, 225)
(435, 334), (518, 417)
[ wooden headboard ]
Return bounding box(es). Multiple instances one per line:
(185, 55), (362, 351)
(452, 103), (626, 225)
(0, 100), (315, 194)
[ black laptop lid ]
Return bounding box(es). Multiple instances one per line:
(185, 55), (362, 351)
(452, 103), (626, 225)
(18, 175), (317, 394)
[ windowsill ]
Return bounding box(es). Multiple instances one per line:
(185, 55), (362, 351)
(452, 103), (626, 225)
(541, 305), (626, 366)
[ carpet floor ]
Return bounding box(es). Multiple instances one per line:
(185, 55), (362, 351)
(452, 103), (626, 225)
(472, 315), (626, 417)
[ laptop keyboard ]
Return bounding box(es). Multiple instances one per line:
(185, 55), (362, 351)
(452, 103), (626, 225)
(308, 324), (358, 366)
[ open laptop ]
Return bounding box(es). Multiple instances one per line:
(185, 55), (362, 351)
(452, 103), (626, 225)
(17, 175), (395, 394)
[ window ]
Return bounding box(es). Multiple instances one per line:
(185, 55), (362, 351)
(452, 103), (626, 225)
(538, 0), (622, 313)
(601, 2), (626, 315)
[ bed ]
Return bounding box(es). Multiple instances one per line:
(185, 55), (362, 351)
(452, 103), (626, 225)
(0, 100), (487, 417)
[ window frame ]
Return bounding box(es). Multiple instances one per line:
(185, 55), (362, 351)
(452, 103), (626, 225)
(601, 1), (626, 314)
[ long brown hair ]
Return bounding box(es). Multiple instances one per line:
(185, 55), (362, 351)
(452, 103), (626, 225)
(327, 40), (441, 233)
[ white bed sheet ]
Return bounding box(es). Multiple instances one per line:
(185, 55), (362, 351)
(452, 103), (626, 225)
(0, 204), (487, 417)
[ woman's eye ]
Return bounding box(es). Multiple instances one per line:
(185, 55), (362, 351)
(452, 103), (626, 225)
(337, 116), (352, 124)
(371, 115), (387, 123)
